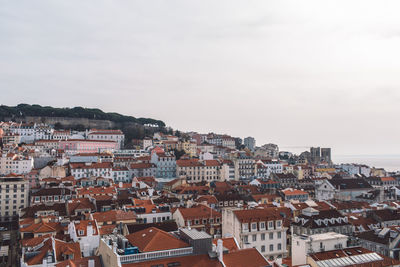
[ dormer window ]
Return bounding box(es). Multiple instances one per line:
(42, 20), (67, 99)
(252, 223), (257, 230)
(79, 230), (84, 235)
(268, 221), (274, 229)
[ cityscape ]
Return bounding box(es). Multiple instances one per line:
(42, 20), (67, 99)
(2, 1), (400, 267)
(0, 108), (399, 267)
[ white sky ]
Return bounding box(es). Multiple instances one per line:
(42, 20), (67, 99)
(1, 0), (400, 156)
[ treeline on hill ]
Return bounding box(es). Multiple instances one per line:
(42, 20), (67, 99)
(0, 104), (169, 148)
(0, 104), (165, 127)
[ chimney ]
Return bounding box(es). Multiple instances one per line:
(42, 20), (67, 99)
(217, 239), (223, 263)
(112, 242), (117, 253)
(88, 259), (95, 267)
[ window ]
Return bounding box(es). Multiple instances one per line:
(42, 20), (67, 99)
(252, 223), (257, 230)
(276, 220), (282, 227)
(278, 243), (282, 250)
(244, 235), (248, 243)
(261, 245), (265, 252)
(270, 244), (274, 251)
(268, 221), (274, 229)
(269, 233), (273, 240)
(278, 232), (282, 238)
(261, 233), (265, 240)
(252, 234), (257, 241)
(260, 222), (265, 229)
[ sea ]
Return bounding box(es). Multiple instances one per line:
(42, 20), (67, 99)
(333, 155), (400, 173)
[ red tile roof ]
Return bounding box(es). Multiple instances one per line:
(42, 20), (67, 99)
(233, 208), (285, 223)
(121, 254), (220, 267)
(176, 205), (221, 221)
(213, 237), (239, 252)
(223, 248), (269, 267)
(92, 210), (136, 223)
(126, 227), (189, 252)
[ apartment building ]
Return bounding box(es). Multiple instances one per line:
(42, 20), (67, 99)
(292, 207), (352, 236)
(0, 175), (29, 218)
(87, 129), (125, 149)
(59, 139), (118, 154)
(222, 207), (287, 260)
(150, 147), (176, 179)
(176, 159), (221, 183)
(291, 232), (348, 266)
(0, 153), (34, 175)
(70, 162), (113, 179)
(233, 152), (256, 180)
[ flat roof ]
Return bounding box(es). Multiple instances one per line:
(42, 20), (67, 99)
(297, 232), (348, 242)
(180, 228), (211, 240)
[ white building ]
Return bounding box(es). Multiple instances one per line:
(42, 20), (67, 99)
(10, 123), (53, 143)
(222, 208), (287, 260)
(68, 220), (100, 257)
(291, 232), (349, 266)
(0, 153), (34, 175)
(70, 162), (113, 179)
(142, 138), (153, 150)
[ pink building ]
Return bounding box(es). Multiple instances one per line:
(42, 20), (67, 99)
(59, 139), (118, 154)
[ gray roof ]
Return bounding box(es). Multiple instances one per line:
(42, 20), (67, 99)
(180, 228), (211, 240)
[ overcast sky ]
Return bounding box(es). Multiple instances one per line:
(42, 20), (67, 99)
(1, 0), (400, 157)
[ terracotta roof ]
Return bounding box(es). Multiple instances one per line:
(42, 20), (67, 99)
(126, 227), (190, 252)
(92, 210), (136, 223)
(25, 238), (82, 266)
(381, 177), (396, 182)
(21, 234), (52, 247)
(177, 159), (202, 167)
(196, 195), (218, 204)
(223, 248), (269, 267)
(76, 186), (116, 196)
(233, 207), (285, 223)
(20, 221), (61, 234)
(176, 205), (221, 220)
(54, 239), (82, 262)
(121, 254), (220, 267)
(73, 220), (99, 237)
(26, 238), (53, 265)
(99, 224), (117, 235)
(132, 199), (153, 206)
(213, 237), (239, 252)
(70, 162), (113, 169)
(67, 198), (95, 214)
(282, 189), (309, 196)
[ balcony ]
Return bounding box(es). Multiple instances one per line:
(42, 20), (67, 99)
(119, 247), (193, 263)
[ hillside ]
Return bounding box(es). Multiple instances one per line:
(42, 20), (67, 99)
(0, 104), (165, 127)
(0, 104), (168, 147)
